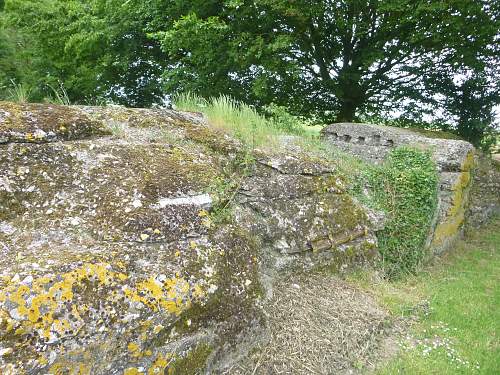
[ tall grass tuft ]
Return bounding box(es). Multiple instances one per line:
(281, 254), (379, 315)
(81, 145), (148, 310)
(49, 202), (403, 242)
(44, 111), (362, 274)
(6, 80), (31, 103)
(173, 93), (306, 149)
(173, 92), (207, 111)
(45, 82), (71, 105)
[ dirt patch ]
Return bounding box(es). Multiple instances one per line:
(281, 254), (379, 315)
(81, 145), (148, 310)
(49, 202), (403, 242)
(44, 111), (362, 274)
(223, 273), (395, 374)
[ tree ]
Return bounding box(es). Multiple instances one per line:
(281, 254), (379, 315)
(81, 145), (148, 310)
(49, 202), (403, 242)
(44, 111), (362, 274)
(439, 74), (499, 149)
(148, 0), (499, 122)
(1, 0), (168, 106)
(0, 9), (32, 97)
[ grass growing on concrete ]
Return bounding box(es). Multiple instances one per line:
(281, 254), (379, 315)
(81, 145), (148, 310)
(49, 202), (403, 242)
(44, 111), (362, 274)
(173, 93), (311, 148)
(349, 218), (500, 374)
(174, 94), (439, 279)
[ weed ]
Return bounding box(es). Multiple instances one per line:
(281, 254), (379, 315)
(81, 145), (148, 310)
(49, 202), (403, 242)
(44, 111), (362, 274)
(351, 218), (500, 375)
(45, 81), (71, 105)
(351, 147), (438, 278)
(107, 120), (128, 138)
(174, 94), (439, 279)
(6, 79), (31, 103)
(206, 151), (255, 224)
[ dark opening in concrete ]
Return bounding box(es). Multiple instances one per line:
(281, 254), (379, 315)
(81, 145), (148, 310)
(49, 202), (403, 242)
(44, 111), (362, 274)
(372, 135), (381, 145)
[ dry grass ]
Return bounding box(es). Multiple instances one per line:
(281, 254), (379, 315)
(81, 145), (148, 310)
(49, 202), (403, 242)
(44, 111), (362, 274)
(224, 273), (394, 374)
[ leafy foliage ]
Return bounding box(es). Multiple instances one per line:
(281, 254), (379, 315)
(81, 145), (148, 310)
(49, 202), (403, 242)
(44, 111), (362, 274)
(436, 75), (499, 151)
(353, 147), (438, 278)
(261, 103), (310, 136)
(1, 0), (167, 106)
(0, 0), (498, 145)
(148, 0), (499, 123)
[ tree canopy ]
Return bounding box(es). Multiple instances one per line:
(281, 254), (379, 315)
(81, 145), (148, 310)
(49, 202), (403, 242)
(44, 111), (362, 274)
(1, 0), (167, 106)
(148, 0), (499, 122)
(0, 0), (499, 146)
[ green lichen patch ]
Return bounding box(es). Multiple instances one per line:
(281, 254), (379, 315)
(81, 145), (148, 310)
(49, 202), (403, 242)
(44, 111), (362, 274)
(237, 154), (370, 258)
(0, 101), (110, 143)
(80, 106), (243, 156)
(168, 343), (213, 374)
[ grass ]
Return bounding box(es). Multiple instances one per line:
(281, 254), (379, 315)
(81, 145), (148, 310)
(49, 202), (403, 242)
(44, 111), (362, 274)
(6, 79), (31, 103)
(173, 92), (315, 149)
(173, 93), (370, 177)
(45, 81), (71, 105)
(348, 218), (500, 374)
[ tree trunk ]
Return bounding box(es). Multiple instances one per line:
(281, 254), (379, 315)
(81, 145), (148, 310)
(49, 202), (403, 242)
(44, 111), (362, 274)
(334, 67), (364, 123)
(335, 99), (358, 123)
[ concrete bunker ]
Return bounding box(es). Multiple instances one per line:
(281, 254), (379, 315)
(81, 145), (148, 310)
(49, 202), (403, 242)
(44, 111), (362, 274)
(321, 122), (476, 255)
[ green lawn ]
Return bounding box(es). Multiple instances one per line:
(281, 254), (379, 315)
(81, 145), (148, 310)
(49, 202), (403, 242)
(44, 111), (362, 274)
(350, 218), (500, 374)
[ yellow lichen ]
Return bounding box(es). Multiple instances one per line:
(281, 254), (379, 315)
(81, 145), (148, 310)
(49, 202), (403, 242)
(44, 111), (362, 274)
(49, 361), (90, 375)
(1, 257), (212, 372)
(432, 208), (465, 247)
(128, 342), (141, 358)
(431, 152), (475, 249)
(153, 324), (163, 334)
(193, 284), (205, 299)
(148, 353), (171, 375)
(431, 154), (474, 249)
(124, 368), (144, 375)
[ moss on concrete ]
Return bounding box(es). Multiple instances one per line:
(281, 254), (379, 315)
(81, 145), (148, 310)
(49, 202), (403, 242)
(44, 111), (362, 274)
(169, 344), (213, 374)
(431, 151), (474, 250)
(0, 102), (110, 143)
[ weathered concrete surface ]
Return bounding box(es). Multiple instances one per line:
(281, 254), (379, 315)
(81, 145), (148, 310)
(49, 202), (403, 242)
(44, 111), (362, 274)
(0, 102), (111, 143)
(236, 151), (376, 273)
(466, 154), (500, 229)
(0, 103), (379, 374)
(322, 123), (476, 254)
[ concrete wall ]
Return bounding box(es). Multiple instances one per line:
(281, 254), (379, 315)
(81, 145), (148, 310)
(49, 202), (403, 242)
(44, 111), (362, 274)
(322, 123), (476, 255)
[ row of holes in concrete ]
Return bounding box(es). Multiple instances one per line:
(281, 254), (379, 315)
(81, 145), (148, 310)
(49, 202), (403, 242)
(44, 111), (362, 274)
(331, 133), (394, 146)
